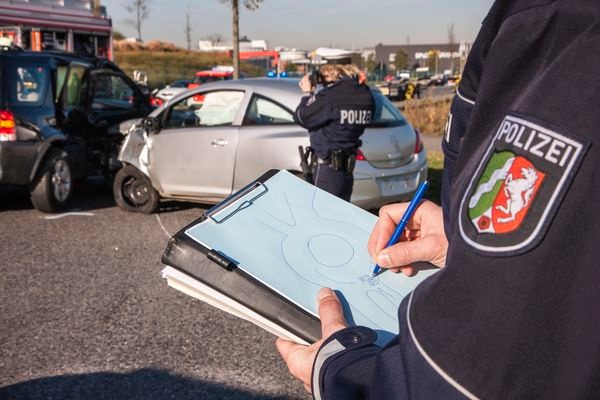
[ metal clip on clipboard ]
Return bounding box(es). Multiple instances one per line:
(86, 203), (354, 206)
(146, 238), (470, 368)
(205, 181), (269, 224)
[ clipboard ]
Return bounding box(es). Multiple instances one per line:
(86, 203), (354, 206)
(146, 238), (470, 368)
(161, 170), (438, 345)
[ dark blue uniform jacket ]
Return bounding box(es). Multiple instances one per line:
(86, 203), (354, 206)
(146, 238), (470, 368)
(293, 77), (374, 160)
(311, 1), (600, 399)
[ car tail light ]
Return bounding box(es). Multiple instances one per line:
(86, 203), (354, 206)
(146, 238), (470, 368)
(414, 129), (424, 154)
(150, 96), (164, 107)
(356, 148), (367, 161)
(0, 109), (16, 141)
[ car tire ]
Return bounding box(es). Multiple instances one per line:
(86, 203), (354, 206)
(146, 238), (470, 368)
(113, 165), (159, 214)
(30, 148), (74, 213)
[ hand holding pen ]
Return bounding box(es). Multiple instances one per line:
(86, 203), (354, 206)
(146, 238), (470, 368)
(368, 182), (449, 277)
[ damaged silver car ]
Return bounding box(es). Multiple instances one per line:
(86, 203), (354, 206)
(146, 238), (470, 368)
(113, 78), (428, 213)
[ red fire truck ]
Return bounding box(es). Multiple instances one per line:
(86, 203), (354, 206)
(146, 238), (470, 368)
(0, 0), (113, 60)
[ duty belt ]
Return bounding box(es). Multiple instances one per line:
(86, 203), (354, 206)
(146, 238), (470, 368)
(318, 150), (356, 172)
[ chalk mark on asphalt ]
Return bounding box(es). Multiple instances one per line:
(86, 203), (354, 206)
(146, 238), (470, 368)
(43, 211), (95, 220)
(155, 214), (172, 238)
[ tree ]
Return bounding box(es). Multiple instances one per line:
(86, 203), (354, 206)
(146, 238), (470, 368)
(364, 53), (376, 75)
(284, 62), (297, 73)
(184, 5), (192, 50)
(394, 49), (409, 72)
(447, 23), (456, 46)
(113, 30), (125, 41)
(122, 0), (153, 41)
(220, 0), (264, 79)
(447, 23), (456, 72)
(206, 33), (225, 45)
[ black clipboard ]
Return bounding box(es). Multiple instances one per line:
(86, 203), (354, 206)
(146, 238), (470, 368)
(161, 169), (322, 344)
(161, 169), (438, 346)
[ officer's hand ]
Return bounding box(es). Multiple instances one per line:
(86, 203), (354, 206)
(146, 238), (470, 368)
(276, 288), (347, 393)
(299, 74), (312, 93)
(368, 200), (448, 275)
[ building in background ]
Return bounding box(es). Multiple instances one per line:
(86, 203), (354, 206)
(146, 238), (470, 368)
(374, 42), (472, 76)
(198, 36), (268, 53)
(0, 0), (113, 59)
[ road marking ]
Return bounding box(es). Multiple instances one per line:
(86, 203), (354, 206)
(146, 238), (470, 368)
(155, 214), (171, 238)
(43, 211), (95, 220)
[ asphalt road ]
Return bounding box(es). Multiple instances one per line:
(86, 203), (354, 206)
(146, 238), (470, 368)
(0, 180), (308, 400)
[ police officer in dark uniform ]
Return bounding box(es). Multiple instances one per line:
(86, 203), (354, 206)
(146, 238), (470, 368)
(277, 0), (600, 398)
(294, 64), (374, 202)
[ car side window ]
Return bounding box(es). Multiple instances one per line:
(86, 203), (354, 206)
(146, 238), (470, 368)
(91, 74), (136, 111)
(8, 64), (48, 106)
(165, 90), (244, 129)
(243, 95), (294, 126)
(55, 65), (68, 103)
(63, 64), (87, 111)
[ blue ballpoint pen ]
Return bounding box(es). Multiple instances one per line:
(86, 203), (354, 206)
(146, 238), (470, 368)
(372, 180), (429, 277)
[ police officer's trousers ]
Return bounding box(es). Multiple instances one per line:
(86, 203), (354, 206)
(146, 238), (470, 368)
(314, 163), (354, 202)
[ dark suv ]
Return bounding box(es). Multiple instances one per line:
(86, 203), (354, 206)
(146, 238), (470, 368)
(0, 46), (152, 212)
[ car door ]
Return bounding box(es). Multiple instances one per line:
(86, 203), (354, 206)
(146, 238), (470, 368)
(88, 71), (148, 130)
(234, 93), (309, 189)
(148, 89), (245, 199)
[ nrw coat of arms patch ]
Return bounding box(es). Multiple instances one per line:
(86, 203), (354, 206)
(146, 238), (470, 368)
(459, 115), (588, 255)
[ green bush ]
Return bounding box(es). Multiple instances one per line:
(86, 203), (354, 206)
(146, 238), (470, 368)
(400, 95), (452, 136)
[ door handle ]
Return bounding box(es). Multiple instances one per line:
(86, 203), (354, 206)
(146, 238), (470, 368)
(210, 138), (228, 147)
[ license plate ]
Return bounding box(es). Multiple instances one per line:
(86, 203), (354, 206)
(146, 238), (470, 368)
(378, 176), (411, 196)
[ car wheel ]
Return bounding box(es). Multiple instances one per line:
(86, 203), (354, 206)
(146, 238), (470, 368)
(30, 148), (74, 213)
(113, 165), (159, 214)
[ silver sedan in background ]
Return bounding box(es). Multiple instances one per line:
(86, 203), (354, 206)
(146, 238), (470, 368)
(114, 78), (428, 213)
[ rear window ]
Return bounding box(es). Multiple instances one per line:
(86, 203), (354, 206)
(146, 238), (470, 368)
(7, 62), (48, 106)
(370, 90), (407, 128)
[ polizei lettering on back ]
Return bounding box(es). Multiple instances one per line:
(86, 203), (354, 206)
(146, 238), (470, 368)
(340, 109), (372, 125)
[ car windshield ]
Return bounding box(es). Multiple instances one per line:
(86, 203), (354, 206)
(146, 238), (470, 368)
(370, 91), (407, 127)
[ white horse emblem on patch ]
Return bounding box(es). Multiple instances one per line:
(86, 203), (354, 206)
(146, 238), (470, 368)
(495, 167), (539, 223)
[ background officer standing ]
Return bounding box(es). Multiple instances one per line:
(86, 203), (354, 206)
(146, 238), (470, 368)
(293, 64), (374, 202)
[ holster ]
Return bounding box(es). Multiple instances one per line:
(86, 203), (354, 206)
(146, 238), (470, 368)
(329, 150), (356, 173)
(298, 145), (314, 184)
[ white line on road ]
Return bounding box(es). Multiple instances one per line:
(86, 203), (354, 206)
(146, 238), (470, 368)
(43, 211), (95, 220)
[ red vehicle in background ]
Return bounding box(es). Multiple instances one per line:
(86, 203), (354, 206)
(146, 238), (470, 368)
(149, 66), (235, 107)
(188, 66), (235, 89)
(187, 66), (234, 103)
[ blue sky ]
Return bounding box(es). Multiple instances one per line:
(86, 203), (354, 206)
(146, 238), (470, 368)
(103, 0), (494, 50)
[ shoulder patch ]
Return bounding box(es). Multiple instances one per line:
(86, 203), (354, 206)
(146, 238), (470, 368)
(458, 114), (589, 255)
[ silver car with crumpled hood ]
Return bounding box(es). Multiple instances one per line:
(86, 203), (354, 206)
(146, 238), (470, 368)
(114, 78), (427, 213)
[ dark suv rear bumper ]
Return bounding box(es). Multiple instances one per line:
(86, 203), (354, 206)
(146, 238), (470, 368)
(0, 141), (41, 185)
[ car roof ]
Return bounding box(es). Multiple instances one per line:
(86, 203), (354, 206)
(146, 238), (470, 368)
(0, 49), (126, 72)
(174, 78), (304, 111)
(163, 78), (385, 114)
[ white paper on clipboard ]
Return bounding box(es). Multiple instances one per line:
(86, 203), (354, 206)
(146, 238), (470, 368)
(184, 170), (438, 345)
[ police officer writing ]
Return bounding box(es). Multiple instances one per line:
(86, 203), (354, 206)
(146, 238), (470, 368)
(277, 0), (600, 398)
(293, 64), (374, 202)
